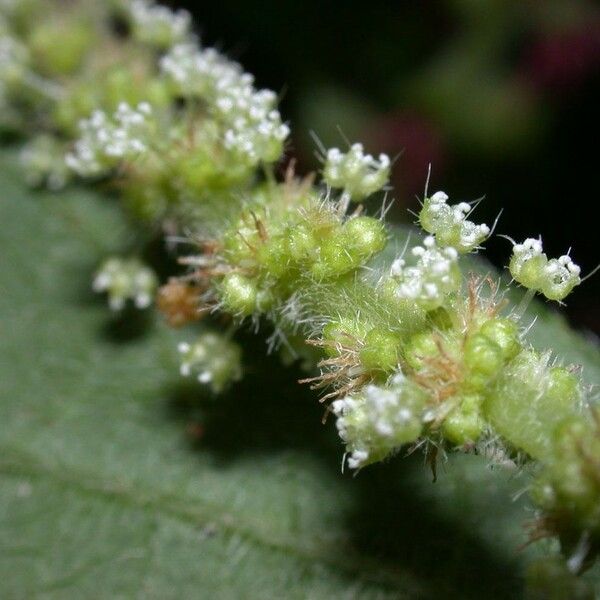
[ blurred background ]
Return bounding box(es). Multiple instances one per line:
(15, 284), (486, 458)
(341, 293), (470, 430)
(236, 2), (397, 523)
(172, 0), (599, 333)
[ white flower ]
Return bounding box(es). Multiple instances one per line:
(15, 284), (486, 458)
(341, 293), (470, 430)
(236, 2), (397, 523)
(323, 143), (390, 201)
(390, 236), (460, 310)
(509, 238), (581, 301)
(93, 257), (158, 311)
(419, 190), (489, 253)
(127, 0), (191, 48)
(177, 333), (242, 393)
(161, 44), (289, 165)
(332, 373), (425, 469)
(221, 85), (289, 165)
(161, 44), (243, 98)
(66, 102), (155, 177)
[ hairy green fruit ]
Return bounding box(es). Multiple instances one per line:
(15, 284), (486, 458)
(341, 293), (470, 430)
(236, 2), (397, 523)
(404, 331), (440, 371)
(442, 393), (484, 445)
(310, 236), (358, 280)
(359, 328), (401, 373)
(342, 216), (386, 259)
(484, 352), (580, 460)
(322, 318), (369, 357)
(464, 333), (505, 389)
(287, 225), (318, 262)
(478, 317), (521, 362)
(221, 273), (258, 316)
(532, 414), (600, 542)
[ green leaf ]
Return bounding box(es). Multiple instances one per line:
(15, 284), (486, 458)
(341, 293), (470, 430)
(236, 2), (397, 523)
(1, 149), (598, 599)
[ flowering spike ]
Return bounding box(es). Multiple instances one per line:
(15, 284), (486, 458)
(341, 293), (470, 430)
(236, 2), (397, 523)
(1, 0), (597, 574)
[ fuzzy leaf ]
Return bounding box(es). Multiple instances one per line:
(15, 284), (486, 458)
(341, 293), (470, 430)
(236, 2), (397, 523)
(0, 150), (598, 598)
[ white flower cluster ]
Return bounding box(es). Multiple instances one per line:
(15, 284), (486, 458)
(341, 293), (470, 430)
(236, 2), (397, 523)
(161, 44), (239, 98)
(178, 333), (243, 393)
(66, 102), (154, 177)
(220, 86), (289, 166)
(390, 235), (461, 310)
(127, 0), (191, 48)
(331, 374), (424, 469)
(161, 43), (289, 166)
(20, 135), (70, 190)
(323, 143), (390, 201)
(510, 237), (544, 275)
(93, 257), (158, 311)
(509, 238), (581, 301)
(420, 191), (490, 254)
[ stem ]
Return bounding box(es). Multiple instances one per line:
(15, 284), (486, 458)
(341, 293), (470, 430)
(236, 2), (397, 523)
(513, 287), (536, 321)
(338, 190), (351, 215)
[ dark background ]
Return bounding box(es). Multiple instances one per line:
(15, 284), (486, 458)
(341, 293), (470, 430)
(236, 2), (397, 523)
(171, 0), (599, 334)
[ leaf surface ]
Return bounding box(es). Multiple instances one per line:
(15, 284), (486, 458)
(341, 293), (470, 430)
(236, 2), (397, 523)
(1, 150), (598, 599)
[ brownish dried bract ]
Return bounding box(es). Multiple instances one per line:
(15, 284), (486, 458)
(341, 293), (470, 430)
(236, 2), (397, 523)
(299, 335), (370, 406)
(464, 274), (505, 328)
(157, 279), (204, 327)
(412, 335), (462, 409)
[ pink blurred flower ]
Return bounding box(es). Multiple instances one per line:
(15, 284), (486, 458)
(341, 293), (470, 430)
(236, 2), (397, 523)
(521, 23), (600, 92)
(365, 111), (445, 200)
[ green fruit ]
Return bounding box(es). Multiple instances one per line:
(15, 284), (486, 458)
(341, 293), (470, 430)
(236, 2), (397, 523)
(359, 328), (400, 372)
(221, 273), (257, 316)
(442, 394), (484, 445)
(311, 238), (357, 279)
(478, 317), (521, 362)
(464, 333), (503, 389)
(405, 331), (440, 371)
(342, 216), (386, 260)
